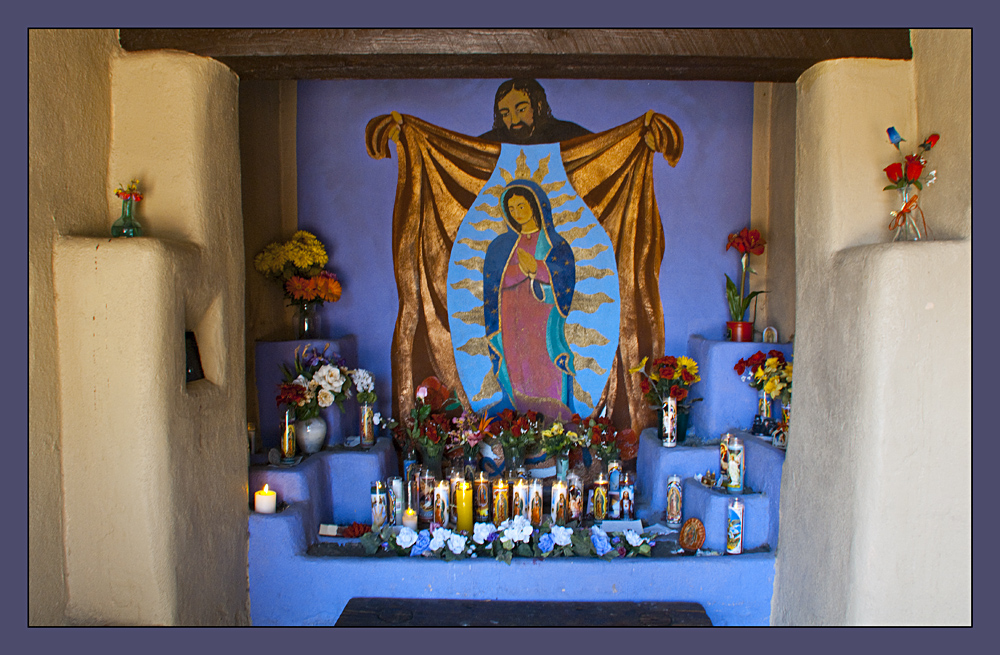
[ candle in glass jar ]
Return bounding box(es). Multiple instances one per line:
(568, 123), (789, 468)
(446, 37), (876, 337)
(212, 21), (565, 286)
(389, 476), (404, 526)
(593, 473), (609, 522)
(550, 480), (568, 526)
(456, 480), (473, 533)
(529, 479), (544, 526)
(567, 472), (583, 521)
(434, 480), (450, 526)
(254, 484), (277, 514)
(403, 478), (419, 530)
(620, 471), (635, 521)
(371, 480), (388, 530)
(512, 478), (529, 519)
(417, 467), (435, 521)
(492, 479), (510, 527)
(474, 472), (490, 523)
(449, 472), (464, 525)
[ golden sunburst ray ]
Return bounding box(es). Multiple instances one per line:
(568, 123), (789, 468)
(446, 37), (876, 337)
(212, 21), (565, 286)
(450, 278), (484, 302)
(575, 264), (615, 281)
(474, 201), (503, 219)
(470, 216), (506, 233)
(500, 169), (513, 185)
(484, 184), (506, 199)
(554, 207), (583, 227)
(456, 335), (489, 357)
(573, 378), (595, 408)
(457, 237), (491, 254)
(454, 257), (485, 274)
(570, 291), (616, 314)
(564, 322), (611, 348)
(473, 371), (502, 402)
(573, 354), (607, 376)
(531, 155), (550, 185)
(549, 193), (577, 210)
(452, 306), (485, 327)
(572, 243), (610, 262)
(561, 223), (598, 243)
(541, 180), (565, 196)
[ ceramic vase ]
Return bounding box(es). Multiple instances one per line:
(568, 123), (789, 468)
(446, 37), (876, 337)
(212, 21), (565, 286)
(295, 416), (327, 454)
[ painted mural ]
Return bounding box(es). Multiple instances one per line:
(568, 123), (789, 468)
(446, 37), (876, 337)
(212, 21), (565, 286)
(447, 145), (621, 422)
(366, 78), (683, 430)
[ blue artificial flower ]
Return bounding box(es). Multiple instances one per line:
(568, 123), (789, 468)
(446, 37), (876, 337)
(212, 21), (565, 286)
(591, 531), (612, 556)
(539, 533), (555, 553)
(410, 531), (430, 557)
(887, 126), (905, 149)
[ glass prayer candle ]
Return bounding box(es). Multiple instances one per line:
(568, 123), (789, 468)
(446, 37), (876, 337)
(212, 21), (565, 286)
(725, 437), (744, 494)
(593, 473), (609, 522)
(474, 472), (491, 523)
(551, 480), (568, 526)
(434, 480), (450, 526)
(371, 480), (388, 530)
(417, 466), (435, 521)
(607, 459), (622, 493)
(449, 472), (464, 525)
(281, 407), (297, 459)
(492, 478), (510, 527)
(403, 478), (419, 530)
(512, 478), (529, 520)
(456, 480), (473, 533)
(620, 471), (635, 521)
(567, 472), (583, 521)
(529, 479), (544, 526)
(389, 476), (404, 526)
(608, 490), (621, 519)
(666, 474), (683, 529)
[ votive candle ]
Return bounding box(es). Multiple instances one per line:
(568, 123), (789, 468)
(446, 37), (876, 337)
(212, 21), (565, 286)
(593, 473), (609, 522)
(513, 478), (529, 519)
(551, 480), (568, 526)
(389, 476), (404, 526)
(529, 479), (544, 526)
(474, 472), (491, 523)
(403, 478), (419, 530)
(456, 480), (473, 533)
(449, 472), (464, 525)
(567, 472), (583, 521)
(434, 480), (450, 526)
(492, 478), (510, 527)
(254, 484), (277, 514)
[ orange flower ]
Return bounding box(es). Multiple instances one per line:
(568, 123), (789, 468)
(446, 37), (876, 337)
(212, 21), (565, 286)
(285, 276), (315, 301)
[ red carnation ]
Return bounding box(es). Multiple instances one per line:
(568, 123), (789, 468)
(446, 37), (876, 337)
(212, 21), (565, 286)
(659, 365), (676, 379)
(670, 386), (689, 402)
(681, 369), (695, 383)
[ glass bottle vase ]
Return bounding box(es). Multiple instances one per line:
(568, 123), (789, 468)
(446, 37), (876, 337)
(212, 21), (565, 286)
(892, 186), (926, 242)
(294, 301), (322, 339)
(111, 197), (143, 238)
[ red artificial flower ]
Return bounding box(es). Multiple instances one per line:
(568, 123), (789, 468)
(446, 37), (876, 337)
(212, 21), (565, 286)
(904, 155), (925, 182)
(920, 134), (940, 150)
(767, 350), (786, 363)
(726, 228), (766, 256)
(734, 358), (748, 375)
(883, 162), (904, 183)
(659, 365), (676, 380)
(681, 369), (695, 383)
(639, 377), (651, 394)
(669, 385), (689, 402)
(654, 355), (677, 368)
(276, 382), (307, 407)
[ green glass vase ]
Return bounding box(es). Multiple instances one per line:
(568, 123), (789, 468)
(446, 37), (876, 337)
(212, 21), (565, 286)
(111, 197), (143, 238)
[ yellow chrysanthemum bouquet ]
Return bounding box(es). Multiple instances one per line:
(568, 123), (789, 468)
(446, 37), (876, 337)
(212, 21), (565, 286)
(254, 231), (342, 308)
(755, 356), (792, 405)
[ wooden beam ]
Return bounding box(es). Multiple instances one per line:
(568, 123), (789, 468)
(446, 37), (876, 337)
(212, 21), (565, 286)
(119, 28), (912, 82)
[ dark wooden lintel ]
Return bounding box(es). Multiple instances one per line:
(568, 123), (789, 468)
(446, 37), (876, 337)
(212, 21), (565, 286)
(119, 28), (912, 82)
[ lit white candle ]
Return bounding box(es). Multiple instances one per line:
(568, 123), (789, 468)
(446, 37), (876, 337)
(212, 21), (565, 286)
(402, 507), (419, 530)
(254, 484), (277, 514)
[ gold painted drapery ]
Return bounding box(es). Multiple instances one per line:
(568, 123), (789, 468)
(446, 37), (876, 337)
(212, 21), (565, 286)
(365, 111), (682, 433)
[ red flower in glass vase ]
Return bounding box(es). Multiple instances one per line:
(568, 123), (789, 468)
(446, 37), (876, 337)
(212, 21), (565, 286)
(904, 155), (925, 183)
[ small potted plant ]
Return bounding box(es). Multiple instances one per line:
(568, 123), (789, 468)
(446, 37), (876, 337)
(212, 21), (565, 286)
(724, 227), (766, 341)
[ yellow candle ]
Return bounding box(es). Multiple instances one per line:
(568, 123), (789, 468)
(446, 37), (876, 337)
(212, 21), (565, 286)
(402, 507), (418, 530)
(456, 480), (473, 533)
(254, 484), (276, 514)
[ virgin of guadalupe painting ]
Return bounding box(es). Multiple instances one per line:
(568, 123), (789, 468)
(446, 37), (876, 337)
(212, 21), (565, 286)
(366, 78), (683, 433)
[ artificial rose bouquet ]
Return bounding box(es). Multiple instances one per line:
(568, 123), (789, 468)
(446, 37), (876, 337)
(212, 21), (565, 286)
(883, 127), (939, 239)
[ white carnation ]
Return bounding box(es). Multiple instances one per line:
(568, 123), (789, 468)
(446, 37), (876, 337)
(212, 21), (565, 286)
(624, 529), (644, 547)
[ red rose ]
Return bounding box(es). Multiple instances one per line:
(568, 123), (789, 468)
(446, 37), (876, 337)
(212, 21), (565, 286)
(670, 386), (689, 402)
(640, 378), (651, 394)
(921, 134), (940, 150)
(767, 350), (786, 363)
(904, 155), (924, 182)
(681, 369), (695, 383)
(659, 365), (676, 379)
(883, 162), (903, 183)
(734, 358), (748, 375)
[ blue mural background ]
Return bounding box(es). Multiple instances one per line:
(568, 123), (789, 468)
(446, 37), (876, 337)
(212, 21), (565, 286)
(296, 79), (754, 419)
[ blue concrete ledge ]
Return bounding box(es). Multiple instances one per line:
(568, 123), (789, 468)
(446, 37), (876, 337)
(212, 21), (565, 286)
(250, 437), (396, 526)
(248, 545), (776, 626)
(687, 335), (793, 445)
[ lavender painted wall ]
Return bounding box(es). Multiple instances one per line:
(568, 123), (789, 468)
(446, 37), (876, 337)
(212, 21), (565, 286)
(296, 79), (754, 418)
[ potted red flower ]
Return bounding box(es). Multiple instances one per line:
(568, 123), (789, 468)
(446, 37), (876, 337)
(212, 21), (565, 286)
(724, 227), (766, 342)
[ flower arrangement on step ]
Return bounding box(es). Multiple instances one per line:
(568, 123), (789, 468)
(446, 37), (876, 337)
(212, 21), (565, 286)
(630, 355), (701, 445)
(254, 231), (342, 337)
(724, 227), (766, 341)
(734, 349), (789, 435)
(445, 411), (493, 462)
(488, 408), (544, 472)
(275, 343), (352, 420)
(573, 413), (620, 464)
(396, 378), (462, 470)
(883, 127), (939, 241)
(359, 517), (655, 564)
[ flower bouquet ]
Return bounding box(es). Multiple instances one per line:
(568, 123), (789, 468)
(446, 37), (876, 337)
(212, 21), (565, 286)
(883, 127), (939, 241)
(488, 409), (543, 473)
(275, 343), (352, 421)
(724, 228), (766, 341)
(444, 411), (493, 479)
(399, 381), (462, 475)
(734, 349), (787, 434)
(630, 355), (702, 445)
(574, 413), (620, 464)
(253, 231), (342, 337)
(539, 421), (585, 458)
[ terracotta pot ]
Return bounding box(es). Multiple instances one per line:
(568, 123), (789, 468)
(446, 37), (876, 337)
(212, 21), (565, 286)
(727, 321), (754, 342)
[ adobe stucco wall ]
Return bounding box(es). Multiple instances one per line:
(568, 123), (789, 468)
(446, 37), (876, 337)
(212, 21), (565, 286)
(29, 28), (119, 626)
(771, 29), (971, 625)
(31, 30), (250, 625)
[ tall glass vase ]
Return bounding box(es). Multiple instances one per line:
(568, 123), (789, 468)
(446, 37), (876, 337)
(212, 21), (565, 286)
(294, 301), (322, 339)
(417, 444), (443, 478)
(892, 186), (927, 242)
